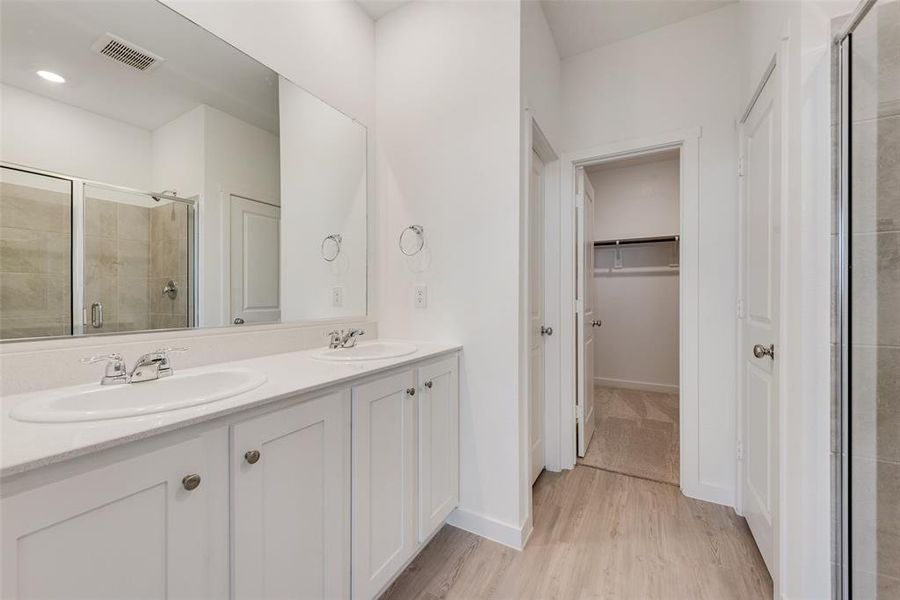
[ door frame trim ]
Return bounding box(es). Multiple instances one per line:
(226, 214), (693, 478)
(557, 127), (703, 499)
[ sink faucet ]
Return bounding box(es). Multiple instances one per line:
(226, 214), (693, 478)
(81, 347), (188, 385)
(326, 329), (366, 349)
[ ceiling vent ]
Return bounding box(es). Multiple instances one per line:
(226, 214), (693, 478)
(91, 33), (164, 73)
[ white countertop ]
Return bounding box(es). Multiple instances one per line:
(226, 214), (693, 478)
(0, 340), (460, 478)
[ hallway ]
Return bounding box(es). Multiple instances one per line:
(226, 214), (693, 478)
(382, 466), (771, 599)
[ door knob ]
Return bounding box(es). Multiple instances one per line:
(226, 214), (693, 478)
(753, 344), (775, 360)
(182, 474), (201, 491)
(244, 449), (261, 464)
(591, 320), (602, 327)
(541, 326), (553, 336)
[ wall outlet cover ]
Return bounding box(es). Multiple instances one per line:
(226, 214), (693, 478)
(414, 285), (427, 308)
(332, 286), (344, 308)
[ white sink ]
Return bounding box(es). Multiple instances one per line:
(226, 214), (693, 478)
(313, 341), (417, 362)
(9, 369), (268, 423)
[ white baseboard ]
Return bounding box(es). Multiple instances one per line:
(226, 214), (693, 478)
(681, 480), (734, 507)
(594, 376), (679, 395)
(446, 508), (527, 550)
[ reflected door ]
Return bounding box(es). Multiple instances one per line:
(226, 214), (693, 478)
(230, 195), (281, 324)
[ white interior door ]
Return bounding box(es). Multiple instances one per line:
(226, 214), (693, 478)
(576, 168), (596, 457)
(529, 150), (546, 483)
(739, 66), (780, 576)
(230, 195), (281, 324)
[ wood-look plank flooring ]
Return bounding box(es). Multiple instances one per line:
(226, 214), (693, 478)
(579, 387), (680, 485)
(382, 466), (772, 599)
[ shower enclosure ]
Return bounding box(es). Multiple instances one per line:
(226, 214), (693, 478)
(834, 0), (899, 597)
(0, 164), (196, 340)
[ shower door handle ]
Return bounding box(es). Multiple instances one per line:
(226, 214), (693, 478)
(91, 302), (103, 328)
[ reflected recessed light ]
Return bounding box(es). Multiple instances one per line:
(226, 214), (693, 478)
(36, 70), (65, 83)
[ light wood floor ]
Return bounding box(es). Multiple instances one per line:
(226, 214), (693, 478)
(579, 387), (680, 485)
(382, 466), (772, 599)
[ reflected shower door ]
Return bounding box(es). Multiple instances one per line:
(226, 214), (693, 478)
(847, 0), (900, 596)
(0, 167), (72, 340)
(82, 185), (192, 334)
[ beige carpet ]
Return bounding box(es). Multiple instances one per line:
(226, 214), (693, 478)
(578, 386), (680, 485)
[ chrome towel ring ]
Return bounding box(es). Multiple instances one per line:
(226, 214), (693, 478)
(321, 234), (343, 262)
(399, 225), (425, 256)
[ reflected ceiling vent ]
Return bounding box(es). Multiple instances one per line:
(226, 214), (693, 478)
(91, 33), (165, 73)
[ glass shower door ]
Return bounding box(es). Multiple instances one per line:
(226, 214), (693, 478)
(844, 0), (900, 596)
(0, 166), (73, 340)
(82, 184), (192, 334)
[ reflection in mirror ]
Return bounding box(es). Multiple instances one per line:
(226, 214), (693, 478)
(0, 0), (367, 341)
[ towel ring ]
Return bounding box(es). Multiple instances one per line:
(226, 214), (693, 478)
(321, 234), (343, 262)
(399, 225), (425, 256)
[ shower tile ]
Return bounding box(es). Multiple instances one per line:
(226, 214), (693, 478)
(851, 345), (900, 464)
(118, 277), (149, 315)
(117, 239), (149, 278)
(0, 183), (70, 233)
(117, 204), (150, 242)
(151, 203), (188, 241)
(150, 313), (188, 330)
(851, 115), (900, 234)
(0, 317), (69, 339)
(84, 198), (117, 239)
(851, 231), (900, 347)
(117, 313), (150, 333)
(0, 228), (71, 274)
(84, 235), (117, 278)
(150, 237), (187, 278)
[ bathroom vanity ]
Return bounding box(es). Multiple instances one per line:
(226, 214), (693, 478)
(0, 342), (460, 599)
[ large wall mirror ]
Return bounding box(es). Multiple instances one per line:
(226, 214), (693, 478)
(0, 0), (367, 341)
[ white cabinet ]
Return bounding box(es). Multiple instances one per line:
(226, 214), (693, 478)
(1, 434), (223, 599)
(417, 355), (459, 542)
(352, 369), (418, 600)
(231, 390), (350, 600)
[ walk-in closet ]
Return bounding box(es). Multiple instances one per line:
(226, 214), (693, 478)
(579, 149), (681, 485)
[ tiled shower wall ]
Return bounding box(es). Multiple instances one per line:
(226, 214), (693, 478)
(84, 198), (189, 335)
(833, 1), (900, 596)
(0, 182), (71, 339)
(149, 202), (189, 330)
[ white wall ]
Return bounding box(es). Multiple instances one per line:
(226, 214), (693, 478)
(375, 0), (527, 546)
(561, 5), (741, 504)
(590, 157), (679, 392)
(152, 105), (205, 198)
(159, 0), (374, 127)
(280, 78), (367, 321)
(1, 84), (152, 190)
(521, 0), (561, 150)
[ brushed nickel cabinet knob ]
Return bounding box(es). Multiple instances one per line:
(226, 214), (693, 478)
(182, 474), (201, 491)
(406, 387), (416, 396)
(424, 381), (433, 389)
(244, 450), (261, 465)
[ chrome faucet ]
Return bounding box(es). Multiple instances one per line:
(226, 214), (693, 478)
(326, 329), (366, 349)
(81, 347), (188, 385)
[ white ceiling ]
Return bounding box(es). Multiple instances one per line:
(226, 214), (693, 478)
(1, 0), (279, 132)
(355, 0), (411, 20)
(540, 0), (736, 59)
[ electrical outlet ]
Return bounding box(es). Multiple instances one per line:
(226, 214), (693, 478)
(332, 286), (344, 307)
(414, 285), (427, 308)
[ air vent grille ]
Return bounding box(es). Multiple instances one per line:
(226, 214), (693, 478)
(91, 33), (164, 72)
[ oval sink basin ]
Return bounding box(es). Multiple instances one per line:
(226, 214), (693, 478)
(313, 341), (417, 362)
(10, 369), (268, 423)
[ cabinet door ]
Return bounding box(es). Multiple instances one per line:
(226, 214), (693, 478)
(1, 436), (218, 599)
(231, 390), (350, 600)
(417, 355), (460, 542)
(352, 369), (417, 600)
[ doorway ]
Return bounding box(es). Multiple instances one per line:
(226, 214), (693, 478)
(575, 150), (682, 486)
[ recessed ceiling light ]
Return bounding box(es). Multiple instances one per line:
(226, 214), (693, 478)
(36, 70), (65, 83)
